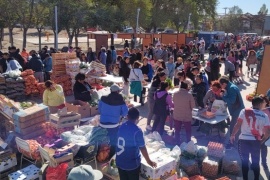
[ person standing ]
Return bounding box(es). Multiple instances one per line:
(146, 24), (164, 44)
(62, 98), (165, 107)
(230, 97), (270, 180)
(43, 80), (65, 113)
(129, 61), (144, 105)
(173, 82), (195, 143)
(87, 47), (96, 62)
(146, 72), (166, 131)
(99, 47), (107, 65)
(116, 108), (156, 180)
(119, 57), (131, 97)
(209, 52), (220, 82)
(28, 51), (44, 82)
(246, 50), (258, 77)
(166, 56), (175, 79)
(219, 76), (244, 146)
(152, 82), (174, 136)
(43, 53), (52, 81)
(220, 57), (235, 82)
(98, 84), (128, 155)
(199, 42), (205, 62)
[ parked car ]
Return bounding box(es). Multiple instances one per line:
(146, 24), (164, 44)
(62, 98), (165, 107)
(162, 29), (177, 34)
(150, 28), (165, 34)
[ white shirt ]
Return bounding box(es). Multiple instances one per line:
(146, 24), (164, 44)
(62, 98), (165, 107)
(129, 68), (144, 82)
(238, 108), (270, 140)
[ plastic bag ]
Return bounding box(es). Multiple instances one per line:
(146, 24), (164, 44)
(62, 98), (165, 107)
(46, 163), (68, 180)
(170, 145), (181, 161)
(211, 100), (227, 115)
(158, 148), (171, 155)
(152, 131), (162, 141)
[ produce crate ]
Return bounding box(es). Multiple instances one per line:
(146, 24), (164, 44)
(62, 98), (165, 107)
(13, 114), (48, 129)
(0, 153), (17, 173)
(49, 113), (81, 129)
(15, 129), (46, 140)
(12, 104), (49, 122)
(8, 164), (41, 180)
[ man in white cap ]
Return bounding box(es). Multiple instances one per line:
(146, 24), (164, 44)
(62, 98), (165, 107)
(68, 165), (103, 180)
(98, 84), (128, 156)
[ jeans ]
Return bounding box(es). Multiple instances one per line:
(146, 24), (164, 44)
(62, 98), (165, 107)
(230, 114), (240, 145)
(229, 71), (235, 82)
(44, 71), (51, 81)
(118, 165), (140, 180)
(152, 114), (167, 135)
(238, 139), (260, 180)
(106, 126), (119, 156)
(261, 139), (268, 165)
(34, 72), (44, 82)
(174, 120), (191, 143)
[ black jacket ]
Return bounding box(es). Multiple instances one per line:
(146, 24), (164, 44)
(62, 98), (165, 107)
(0, 58), (7, 73)
(28, 56), (44, 72)
(119, 61), (130, 83)
(192, 82), (206, 108)
(73, 81), (93, 102)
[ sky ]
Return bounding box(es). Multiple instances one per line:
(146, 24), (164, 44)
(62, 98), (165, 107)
(217, 0), (270, 15)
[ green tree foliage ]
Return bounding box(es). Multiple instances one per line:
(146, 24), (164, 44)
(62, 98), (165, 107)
(222, 6), (243, 34)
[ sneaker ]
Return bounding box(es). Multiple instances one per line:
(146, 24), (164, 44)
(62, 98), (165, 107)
(146, 125), (152, 131)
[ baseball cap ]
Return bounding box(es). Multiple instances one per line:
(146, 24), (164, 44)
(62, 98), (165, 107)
(68, 165), (103, 180)
(110, 84), (122, 92)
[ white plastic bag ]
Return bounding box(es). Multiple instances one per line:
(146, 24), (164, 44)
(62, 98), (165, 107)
(152, 131), (162, 141)
(170, 145), (181, 161)
(211, 99), (227, 115)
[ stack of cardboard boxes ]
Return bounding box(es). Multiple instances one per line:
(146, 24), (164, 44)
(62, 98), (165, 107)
(13, 104), (50, 139)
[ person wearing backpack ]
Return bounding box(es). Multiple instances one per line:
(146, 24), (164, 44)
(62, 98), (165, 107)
(152, 82), (174, 136)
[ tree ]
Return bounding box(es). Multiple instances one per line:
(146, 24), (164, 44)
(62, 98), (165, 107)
(12, 0), (35, 49)
(33, 0), (50, 51)
(258, 3), (268, 35)
(222, 6), (243, 33)
(0, 0), (18, 46)
(258, 3), (268, 15)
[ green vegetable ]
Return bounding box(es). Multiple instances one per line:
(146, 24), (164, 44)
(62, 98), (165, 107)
(165, 78), (174, 89)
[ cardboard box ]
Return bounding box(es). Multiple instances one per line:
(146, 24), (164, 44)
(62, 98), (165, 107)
(14, 123), (43, 135)
(140, 152), (176, 180)
(8, 164), (40, 180)
(54, 153), (74, 167)
(50, 113), (81, 128)
(66, 100), (91, 118)
(13, 104), (49, 122)
(13, 114), (49, 129)
(90, 106), (99, 116)
(55, 143), (77, 154)
(0, 153), (17, 173)
(15, 129), (45, 140)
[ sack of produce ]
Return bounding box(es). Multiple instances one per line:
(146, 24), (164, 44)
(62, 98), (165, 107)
(202, 156), (219, 178)
(179, 156), (200, 176)
(222, 149), (241, 175)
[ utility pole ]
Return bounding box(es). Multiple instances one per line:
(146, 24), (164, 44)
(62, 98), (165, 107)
(135, 8), (140, 48)
(55, 6), (58, 51)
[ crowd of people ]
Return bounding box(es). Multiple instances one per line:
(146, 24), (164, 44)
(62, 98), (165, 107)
(1, 34), (270, 180)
